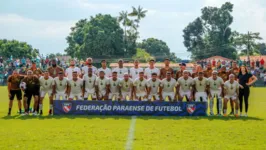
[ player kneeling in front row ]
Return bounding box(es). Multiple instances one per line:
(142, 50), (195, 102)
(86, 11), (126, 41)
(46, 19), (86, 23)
(53, 71), (68, 100)
(208, 71), (224, 116)
(176, 70), (193, 102)
(133, 71), (148, 101)
(39, 71), (54, 115)
(68, 71), (83, 100)
(147, 73), (161, 101)
(223, 74), (241, 117)
(193, 72), (209, 102)
(119, 73), (133, 100)
(95, 71), (110, 100)
(160, 72), (177, 101)
(83, 68), (97, 100)
(109, 71), (121, 100)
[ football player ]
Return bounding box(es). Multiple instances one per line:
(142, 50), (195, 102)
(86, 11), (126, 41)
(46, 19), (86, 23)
(112, 59), (128, 79)
(160, 72), (177, 101)
(68, 71), (83, 100)
(108, 71), (121, 100)
(133, 71), (148, 101)
(193, 72), (209, 102)
(53, 71), (69, 100)
(83, 68), (97, 100)
(144, 59), (160, 79)
(147, 73), (161, 101)
(119, 73), (133, 101)
(176, 70), (193, 102)
(95, 71), (110, 100)
(130, 60), (144, 81)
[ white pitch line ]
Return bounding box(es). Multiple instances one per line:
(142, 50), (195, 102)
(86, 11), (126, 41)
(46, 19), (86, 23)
(125, 116), (137, 150)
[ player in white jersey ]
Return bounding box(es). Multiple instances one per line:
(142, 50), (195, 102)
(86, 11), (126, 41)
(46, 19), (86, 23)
(144, 59), (160, 79)
(223, 74), (242, 117)
(97, 60), (112, 78)
(130, 60), (144, 81)
(193, 72), (209, 102)
(133, 71), (148, 101)
(81, 57), (97, 76)
(176, 70), (193, 101)
(208, 71), (224, 116)
(108, 71), (121, 100)
(160, 72), (177, 101)
(119, 73), (133, 101)
(68, 71), (83, 100)
(95, 71), (110, 100)
(147, 73), (161, 101)
(65, 60), (81, 79)
(112, 59), (128, 79)
(39, 71), (54, 115)
(83, 68), (97, 100)
(53, 71), (68, 100)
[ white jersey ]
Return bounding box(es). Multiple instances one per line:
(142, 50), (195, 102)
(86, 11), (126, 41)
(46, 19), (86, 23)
(112, 67), (128, 79)
(208, 77), (224, 91)
(81, 66), (97, 75)
(144, 67), (160, 79)
(130, 67), (144, 80)
(119, 79), (133, 93)
(65, 67), (81, 79)
(39, 76), (54, 92)
(160, 78), (176, 93)
(147, 78), (161, 94)
(53, 77), (68, 93)
(193, 77), (209, 92)
(97, 67), (112, 78)
(69, 78), (83, 94)
(95, 77), (110, 92)
(224, 80), (239, 95)
(177, 77), (193, 92)
(109, 78), (120, 93)
(133, 78), (148, 93)
(83, 74), (97, 90)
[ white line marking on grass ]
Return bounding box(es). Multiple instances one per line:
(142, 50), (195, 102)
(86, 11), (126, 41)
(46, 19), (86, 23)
(125, 116), (137, 150)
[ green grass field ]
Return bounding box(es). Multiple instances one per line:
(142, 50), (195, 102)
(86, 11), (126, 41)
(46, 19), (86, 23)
(0, 86), (265, 150)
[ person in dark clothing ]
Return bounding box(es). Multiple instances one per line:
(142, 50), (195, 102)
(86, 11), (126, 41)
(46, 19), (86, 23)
(238, 66), (257, 117)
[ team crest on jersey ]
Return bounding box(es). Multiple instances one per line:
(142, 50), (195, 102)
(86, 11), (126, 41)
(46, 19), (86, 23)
(62, 103), (72, 113)
(187, 104), (196, 114)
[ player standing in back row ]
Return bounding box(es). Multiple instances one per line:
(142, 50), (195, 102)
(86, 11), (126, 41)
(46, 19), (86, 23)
(144, 59), (160, 79)
(112, 59), (128, 79)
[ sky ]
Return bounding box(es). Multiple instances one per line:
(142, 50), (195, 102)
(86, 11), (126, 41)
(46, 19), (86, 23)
(1, 0), (266, 59)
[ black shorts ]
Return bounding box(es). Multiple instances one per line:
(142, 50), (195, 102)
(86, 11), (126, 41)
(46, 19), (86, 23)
(24, 89), (39, 100)
(9, 90), (22, 100)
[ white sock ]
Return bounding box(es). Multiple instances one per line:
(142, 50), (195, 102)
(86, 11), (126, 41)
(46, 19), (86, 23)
(218, 98), (222, 114)
(39, 104), (43, 111)
(235, 109), (238, 115)
(209, 98), (214, 113)
(223, 109), (227, 114)
(50, 104), (53, 110)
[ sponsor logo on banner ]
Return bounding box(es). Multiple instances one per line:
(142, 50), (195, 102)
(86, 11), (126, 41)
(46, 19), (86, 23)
(62, 103), (72, 113)
(186, 104), (196, 114)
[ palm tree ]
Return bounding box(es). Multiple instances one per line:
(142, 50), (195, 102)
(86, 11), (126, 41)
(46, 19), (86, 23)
(118, 11), (133, 54)
(128, 6), (148, 28)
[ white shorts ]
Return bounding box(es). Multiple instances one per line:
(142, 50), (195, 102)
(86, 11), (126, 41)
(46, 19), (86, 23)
(162, 92), (175, 100)
(109, 93), (120, 100)
(195, 92), (207, 102)
(224, 94), (237, 100)
(40, 90), (52, 98)
(98, 90), (107, 98)
(55, 92), (67, 100)
(121, 92), (131, 100)
(84, 89), (96, 99)
(210, 90), (222, 99)
(179, 90), (191, 98)
(136, 92), (147, 100)
(148, 93), (160, 100)
(69, 93), (83, 100)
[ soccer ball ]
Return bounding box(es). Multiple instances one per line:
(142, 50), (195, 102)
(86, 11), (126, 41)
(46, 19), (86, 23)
(20, 82), (26, 90)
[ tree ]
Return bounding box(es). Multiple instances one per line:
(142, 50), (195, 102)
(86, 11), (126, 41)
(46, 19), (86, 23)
(132, 48), (154, 62)
(183, 2), (237, 60)
(169, 52), (182, 62)
(65, 14), (124, 60)
(258, 43), (266, 55)
(0, 39), (37, 59)
(233, 31), (263, 57)
(128, 6), (148, 28)
(138, 38), (171, 60)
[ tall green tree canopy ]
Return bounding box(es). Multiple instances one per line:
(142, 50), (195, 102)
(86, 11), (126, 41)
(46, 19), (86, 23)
(0, 39), (37, 59)
(138, 38), (171, 59)
(65, 14), (124, 59)
(183, 2), (237, 60)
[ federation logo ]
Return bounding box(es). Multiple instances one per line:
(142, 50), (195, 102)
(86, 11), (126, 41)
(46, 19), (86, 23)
(62, 103), (72, 113)
(186, 104), (196, 114)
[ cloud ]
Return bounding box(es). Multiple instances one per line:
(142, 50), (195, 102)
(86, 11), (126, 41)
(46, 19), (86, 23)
(0, 14), (75, 38)
(70, 0), (125, 10)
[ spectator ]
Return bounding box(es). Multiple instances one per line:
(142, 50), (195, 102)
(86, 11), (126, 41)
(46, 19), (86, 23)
(212, 59), (216, 68)
(251, 60), (255, 68)
(260, 58), (265, 68)
(0, 56), (3, 63)
(256, 59), (260, 68)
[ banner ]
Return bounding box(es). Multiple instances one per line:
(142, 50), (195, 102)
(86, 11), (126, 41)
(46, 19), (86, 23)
(54, 100), (207, 116)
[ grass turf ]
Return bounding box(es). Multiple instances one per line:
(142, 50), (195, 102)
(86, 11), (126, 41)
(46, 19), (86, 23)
(0, 87), (265, 150)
